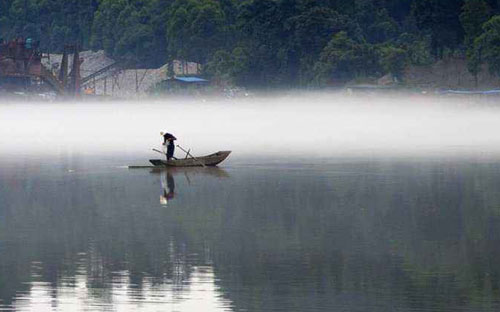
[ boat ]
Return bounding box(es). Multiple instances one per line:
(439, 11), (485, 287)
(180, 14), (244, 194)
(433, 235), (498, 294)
(148, 151), (231, 167)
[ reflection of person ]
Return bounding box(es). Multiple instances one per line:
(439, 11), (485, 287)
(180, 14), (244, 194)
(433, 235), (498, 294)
(160, 132), (177, 160)
(160, 171), (175, 206)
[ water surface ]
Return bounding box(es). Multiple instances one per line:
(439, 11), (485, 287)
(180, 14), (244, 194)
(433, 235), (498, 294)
(2, 155), (500, 311)
(2, 94), (500, 311)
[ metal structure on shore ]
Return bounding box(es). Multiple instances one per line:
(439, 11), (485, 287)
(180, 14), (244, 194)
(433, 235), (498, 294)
(0, 38), (118, 97)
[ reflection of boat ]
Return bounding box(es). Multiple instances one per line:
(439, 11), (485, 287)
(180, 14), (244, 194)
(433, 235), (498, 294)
(150, 166), (230, 178)
(149, 151), (231, 167)
(156, 167), (229, 205)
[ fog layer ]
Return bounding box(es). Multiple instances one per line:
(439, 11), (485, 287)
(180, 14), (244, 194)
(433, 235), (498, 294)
(2, 93), (500, 159)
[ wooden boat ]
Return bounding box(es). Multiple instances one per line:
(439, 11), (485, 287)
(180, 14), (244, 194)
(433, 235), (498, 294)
(149, 151), (231, 167)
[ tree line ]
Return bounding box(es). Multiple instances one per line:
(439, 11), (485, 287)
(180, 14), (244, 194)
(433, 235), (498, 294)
(1, 0), (500, 87)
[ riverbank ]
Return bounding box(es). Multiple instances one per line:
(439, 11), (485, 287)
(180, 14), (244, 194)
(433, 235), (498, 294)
(4, 50), (499, 100)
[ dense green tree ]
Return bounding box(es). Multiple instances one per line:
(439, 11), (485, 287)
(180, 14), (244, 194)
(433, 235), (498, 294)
(286, 6), (353, 83)
(460, 0), (491, 46)
(412, 0), (465, 58)
(148, 0), (172, 64)
(379, 45), (408, 79)
(313, 31), (380, 85)
(91, 0), (166, 67)
(166, 1), (191, 65)
(356, 1), (400, 44)
(0, 0), (494, 87)
(234, 0), (294, 86)
(185, 0), (226, 64)
(398, 33), (434, 65)
(474, 15), (500, 77)
(91, 0), (127, 55)
(467, 46), (482, 87)
(461, 0), (491, 85)
(7, 0), (40, 39)
(384, 0), (413, 23)
(486, 0), (500, 14)
(114, 5), (155, 66)
(205, 47), (250, 85)
(0, 0), (14, 38)
(205, 50), (234, 84)
(288, 7), (350, 55)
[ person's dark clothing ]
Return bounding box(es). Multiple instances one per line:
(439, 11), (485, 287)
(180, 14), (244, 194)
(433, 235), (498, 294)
(163, 133), (177, 160)
(167, 144), (175, 160)
(163, 133), (177, 145)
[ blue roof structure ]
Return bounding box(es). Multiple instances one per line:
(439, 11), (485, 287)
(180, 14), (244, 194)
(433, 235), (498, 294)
(174, 77), (208, 83)
(438, 89), (500, 95)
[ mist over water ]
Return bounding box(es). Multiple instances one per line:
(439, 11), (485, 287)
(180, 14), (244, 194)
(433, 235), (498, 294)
(2, 92), (500, 161)
(3, 92), (500, 311)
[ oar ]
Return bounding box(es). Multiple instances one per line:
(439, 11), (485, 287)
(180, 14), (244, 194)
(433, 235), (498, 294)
(152, 148), (166, 155)
(152, 148), (168, 161)
(176, 145), (206, 167)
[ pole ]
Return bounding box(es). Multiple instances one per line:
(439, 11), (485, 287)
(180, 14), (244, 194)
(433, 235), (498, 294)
(176, 145), (205, 167)
(152, 148), (166, 155)
(152, 148), (168, 161)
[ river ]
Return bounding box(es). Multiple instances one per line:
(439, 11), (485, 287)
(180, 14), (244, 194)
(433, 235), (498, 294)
(1, 92), (500, 311)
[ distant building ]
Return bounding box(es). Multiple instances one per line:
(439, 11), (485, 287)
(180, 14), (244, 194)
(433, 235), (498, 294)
(170, 76), (208, 84)
(150, 76), (210, 95)
(162, 76), (209, 89)
(172, 60), (200, 76)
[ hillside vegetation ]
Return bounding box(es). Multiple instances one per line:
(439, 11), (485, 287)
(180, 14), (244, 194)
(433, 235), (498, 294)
(1, 0), (500, 88)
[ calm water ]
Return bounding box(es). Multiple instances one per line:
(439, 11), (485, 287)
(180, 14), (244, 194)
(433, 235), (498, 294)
(3, 94), (500, 311)
(2, 154), (500, 311)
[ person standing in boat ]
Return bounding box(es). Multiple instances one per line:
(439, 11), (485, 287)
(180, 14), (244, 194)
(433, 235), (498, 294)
(161, 132), (177, 160)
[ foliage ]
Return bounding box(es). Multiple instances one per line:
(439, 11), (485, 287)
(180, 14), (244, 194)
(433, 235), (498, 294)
(379, 45), (408, 79)
(1, 0), (500, 87)
(466, 45), (482, 87)
(460, 0), (491, 46)
(204, 47), (249, 86)
(460, 0), (491, 80)
(398, 33), (434, 65)
(474, 15), (500, 77)
(411, 0), (465, 58)
(313, 31), (380, 85)
(166, 0), (228, 66)
(91, 0), (165, 67)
